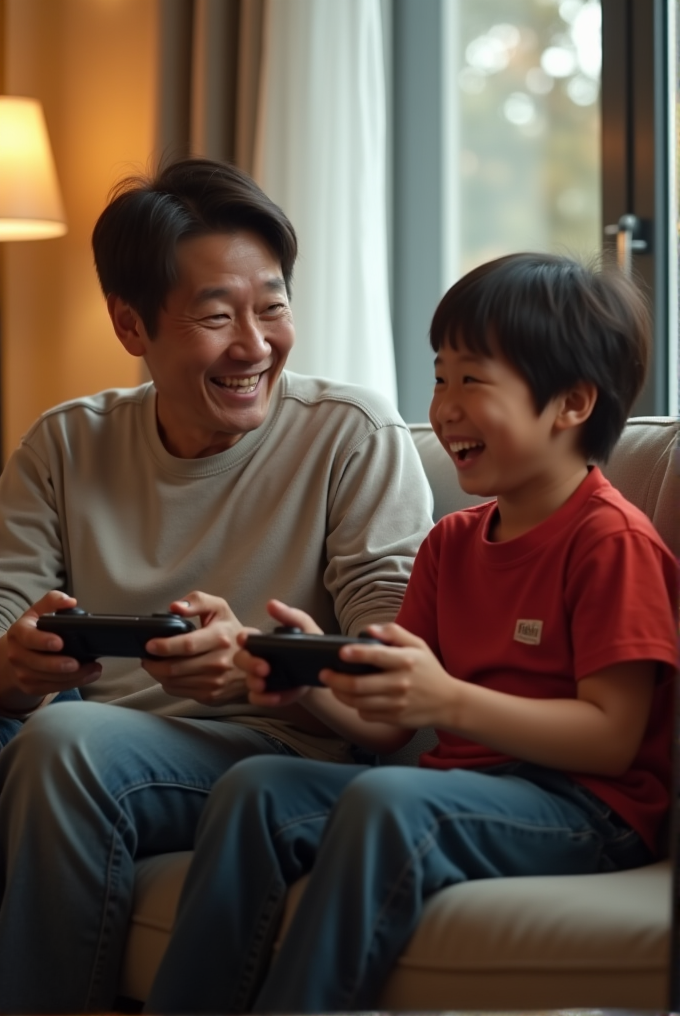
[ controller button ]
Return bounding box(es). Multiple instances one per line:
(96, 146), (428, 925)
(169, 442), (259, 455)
(55, 607), (87, 615)
(273, 625), (303, 634)
(358, 630), (374, 639)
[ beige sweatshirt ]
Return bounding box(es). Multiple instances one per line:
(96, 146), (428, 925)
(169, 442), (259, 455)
(0, 372), (433, 760)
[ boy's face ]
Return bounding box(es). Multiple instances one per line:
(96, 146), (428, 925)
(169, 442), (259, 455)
(429, 341), (568, 499)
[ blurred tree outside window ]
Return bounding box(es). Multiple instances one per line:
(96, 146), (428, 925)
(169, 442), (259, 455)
(445, 0), (601, 284)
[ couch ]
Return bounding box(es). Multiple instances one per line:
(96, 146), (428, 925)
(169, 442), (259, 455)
(119, 415), (679, 1010)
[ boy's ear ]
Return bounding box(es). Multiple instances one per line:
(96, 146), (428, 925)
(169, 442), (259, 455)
(553, 381), (598, 432)
(107, 294), (148, 357)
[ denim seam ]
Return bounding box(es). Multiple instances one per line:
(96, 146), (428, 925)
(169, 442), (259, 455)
(233, 874), (287, 1012)
(344, 808), (596, 1008)
(84, 778), (214, 1009)
(273, 809), (331, 839)
(86, 810), (127, 1010)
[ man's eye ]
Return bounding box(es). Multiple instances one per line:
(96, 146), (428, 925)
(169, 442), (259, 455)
(434, 375), (444, 385)
(462, 375), (479, 384)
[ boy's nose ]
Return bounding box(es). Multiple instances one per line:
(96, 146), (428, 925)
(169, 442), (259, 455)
(434, 396), (463, 423)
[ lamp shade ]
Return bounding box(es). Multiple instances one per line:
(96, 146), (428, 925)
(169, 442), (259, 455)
(0, 96), (67, 240)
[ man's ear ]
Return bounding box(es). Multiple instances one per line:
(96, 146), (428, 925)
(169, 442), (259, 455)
(553, 380), (598, 433)
(107, 294), (148, 357)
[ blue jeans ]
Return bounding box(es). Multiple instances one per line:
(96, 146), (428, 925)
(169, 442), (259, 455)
(146, 755), (651, 1014)
(0, 687), (82, 749)
(0, 701), (297, 1013)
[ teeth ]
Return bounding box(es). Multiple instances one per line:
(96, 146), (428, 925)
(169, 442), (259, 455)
(215, 375), (259, 390)
(449, 440), (484, 453)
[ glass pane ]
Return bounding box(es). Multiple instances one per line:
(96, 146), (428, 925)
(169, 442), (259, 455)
(444, 0), (602, 283)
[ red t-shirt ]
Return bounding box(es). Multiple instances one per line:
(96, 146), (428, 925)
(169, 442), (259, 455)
(397, 467), (678, 853)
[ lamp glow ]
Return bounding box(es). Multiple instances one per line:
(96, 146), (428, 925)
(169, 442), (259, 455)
(0, 96), (67, 241)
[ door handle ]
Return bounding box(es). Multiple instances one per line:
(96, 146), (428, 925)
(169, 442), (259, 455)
(603, 214), (649, 275)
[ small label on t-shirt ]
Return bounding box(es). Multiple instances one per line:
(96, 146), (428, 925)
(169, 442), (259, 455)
(514, 619), (543, 645)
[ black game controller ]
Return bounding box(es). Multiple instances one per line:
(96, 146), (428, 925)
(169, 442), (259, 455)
(36, 608), (196, 662)
(244, 626), (383, 690)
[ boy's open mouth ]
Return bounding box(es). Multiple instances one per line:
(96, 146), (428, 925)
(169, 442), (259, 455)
(449, 439), (485, 463)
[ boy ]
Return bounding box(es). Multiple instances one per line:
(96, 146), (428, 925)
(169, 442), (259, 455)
(146, 253), (678, 1014)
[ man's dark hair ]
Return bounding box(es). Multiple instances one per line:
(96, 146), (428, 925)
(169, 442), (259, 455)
(429, 252), (651, 462)
(91, 157), (298, 336)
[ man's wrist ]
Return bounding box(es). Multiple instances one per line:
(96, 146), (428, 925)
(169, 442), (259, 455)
(0, 694), (46, 720)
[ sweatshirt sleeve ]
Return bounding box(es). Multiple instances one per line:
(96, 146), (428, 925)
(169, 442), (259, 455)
(323, 421), (433, 635)
(0, 438), (67, 631)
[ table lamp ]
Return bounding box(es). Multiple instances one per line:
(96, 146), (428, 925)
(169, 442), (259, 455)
(0, 95), (67, 240)
(0, 95), (67, 464)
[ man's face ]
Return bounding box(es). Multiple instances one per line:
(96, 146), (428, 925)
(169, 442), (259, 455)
(132, 231), (295, 458)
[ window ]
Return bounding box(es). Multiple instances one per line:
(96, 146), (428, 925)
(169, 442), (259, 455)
(392, 0), (675, 422)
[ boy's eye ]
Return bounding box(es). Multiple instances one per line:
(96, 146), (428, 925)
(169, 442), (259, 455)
(462, 375), (479, 384)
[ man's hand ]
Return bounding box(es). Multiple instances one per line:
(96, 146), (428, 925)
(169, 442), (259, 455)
(142, 591), (250, 705)
(319, 622), (455, 729)
(235, 598), (322, 708)
(0, 591), (102, 714)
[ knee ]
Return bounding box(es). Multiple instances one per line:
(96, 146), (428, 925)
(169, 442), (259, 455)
(333, 768), (410, 829)
(0, 702), (112, 794)
(207, 755), (298, 810)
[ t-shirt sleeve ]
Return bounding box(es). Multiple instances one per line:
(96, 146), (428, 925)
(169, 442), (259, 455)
(566, 527), (678, 679)
(396, 524), (442, 656)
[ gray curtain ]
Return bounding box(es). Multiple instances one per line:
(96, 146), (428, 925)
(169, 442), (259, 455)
(156, 0), (265, 174)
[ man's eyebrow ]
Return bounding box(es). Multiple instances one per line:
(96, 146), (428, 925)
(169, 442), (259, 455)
(194, 277), (287, 304)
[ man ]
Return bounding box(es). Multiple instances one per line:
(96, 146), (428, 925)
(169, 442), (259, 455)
(0, 157), (432, 1012)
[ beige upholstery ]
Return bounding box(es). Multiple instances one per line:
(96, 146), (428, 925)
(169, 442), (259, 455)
(119, 416), (679, 1009)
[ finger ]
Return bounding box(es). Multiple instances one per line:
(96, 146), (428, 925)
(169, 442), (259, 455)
(16, 661), (102, 696)
(236, 627), (261, 648)
(336, 642), (416, 672)
(144, 623), (231, 659)
(30, 589), (78, 619)
(248, 686), (306, 708)
(356, 622), (425, 649)
(266, 599), (323, 635)
(170, 591), (238, 624)
(235, 647), (271, 677)
(154, 673), (248, 703)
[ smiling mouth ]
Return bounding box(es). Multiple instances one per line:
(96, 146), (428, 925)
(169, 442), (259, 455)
(448, 439), (485, 462)
(212, 374), (261, 395)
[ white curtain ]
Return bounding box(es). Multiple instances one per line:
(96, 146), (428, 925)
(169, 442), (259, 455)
(254, 0), (397, 406)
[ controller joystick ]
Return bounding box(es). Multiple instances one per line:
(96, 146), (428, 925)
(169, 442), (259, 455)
(55, 607), (87, 616)
(273, 625), (303, 635)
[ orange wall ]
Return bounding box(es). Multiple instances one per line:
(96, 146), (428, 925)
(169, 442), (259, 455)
(2, 0), (158, 458)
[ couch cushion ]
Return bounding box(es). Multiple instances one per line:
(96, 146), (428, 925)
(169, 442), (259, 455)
(411, 416), (680, 556)
(122, 852), (670, 1010)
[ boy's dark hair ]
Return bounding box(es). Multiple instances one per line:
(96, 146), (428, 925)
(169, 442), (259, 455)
(429, 253), (650, 462)
(91, 157), (298, 337)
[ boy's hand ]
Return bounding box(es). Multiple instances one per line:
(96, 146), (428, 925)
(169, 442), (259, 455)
(320, 622), (456, 728)
(235, 599), (321, 708)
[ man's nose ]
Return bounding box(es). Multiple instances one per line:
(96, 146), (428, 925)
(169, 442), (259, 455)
(229, 316), (271, 360)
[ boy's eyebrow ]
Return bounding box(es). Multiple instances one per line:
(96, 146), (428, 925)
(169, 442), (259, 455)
(433, 351), (487, 367)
